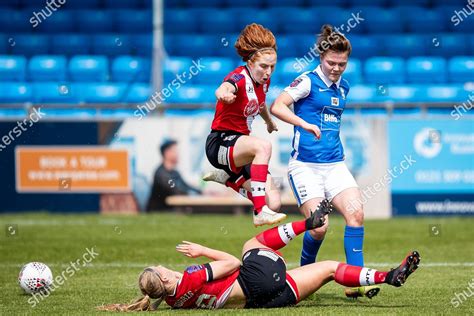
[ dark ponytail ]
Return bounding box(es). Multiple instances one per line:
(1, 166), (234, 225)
(316, 24), (352, 56)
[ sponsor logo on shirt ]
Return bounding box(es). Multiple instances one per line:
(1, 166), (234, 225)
(324, 113), (339, 123)
(243, 99), (259, 117)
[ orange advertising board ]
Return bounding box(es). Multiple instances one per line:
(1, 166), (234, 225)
(15, 146), (131, 193)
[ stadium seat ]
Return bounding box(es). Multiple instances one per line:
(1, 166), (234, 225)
(114, 10), (152, 33)
(38, 11), (75, 33)
(348, 35), (381, 60)
(352, 0), (387, 5)
(163, 57), (192, 84)
(234, 10), (278, 35)
(0, 55), (26, 81)
(307, 0), (346, 5)
(104, 0), (142, 8)
(448, 57), (474, 83)
(0, 0), (20, 8)
(173, 35), (219, 58)
(386, 85), (423, 103)
(121, 83), (151, 103)
(52, 34), (90, 56)
(265, 85), (284, 104)
(10, 34), (50, 56)
(445, 6), (474, 32)
(130, 34), (153, 56)
(28, 55), (67, 82)
(0, 9), (31, 32)
(423, 85), (468, 102)
(91, 34), (132, 56)
(76, 10), (115, 33)
(62, 0), (101, 8)
(399, 7), (445, 33)
(75, 83), (127, 103)
(383, 35), (427, 58)
(359, 7), (403, 34)
(346, 85), (377, 103)
(364, 57), (405, 84)
(344, 59), (362, 85)
(32, 82), (80, 103)
(274, 35), (297, 59)
(292, 34), (318, 59)
(280, 8), (320, 34)
(164, 9), (198, 34)
(183, 0), (221, 7)
(427, 34), (468, 57)
(274, 58), (315, 86)
(264, 0), (305, 7)
(167, 85), (216, 104)
(214, 33), (240, 57)
(0, 82), (32, 103)
(194, 57), (233, 85)
(406, 57), (447, 84)
(194, 9), (237, 34)
(0, 34), (6, 54)
(224, 0), (264, 7)
(313, 7), (354, 32)
(111, 56), (151, 83)
(69, 55), (109, 82)
(387, 0), (429, 6)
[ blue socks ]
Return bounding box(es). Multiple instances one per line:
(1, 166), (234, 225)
(300, 231), (324, 266)
(344, 225), (364, 267)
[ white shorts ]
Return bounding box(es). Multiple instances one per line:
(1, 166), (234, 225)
(287, 158), (358, 207)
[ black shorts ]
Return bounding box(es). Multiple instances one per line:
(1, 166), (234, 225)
(237, 248), (298, 308)
(205, 130), (251, 183)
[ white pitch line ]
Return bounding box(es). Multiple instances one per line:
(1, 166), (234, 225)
(2, 262), (474, 269)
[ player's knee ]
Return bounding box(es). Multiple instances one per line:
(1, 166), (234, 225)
(255, 140), (272, 158)
(309, 225), (327, 240)
(347, 209), (364, 226)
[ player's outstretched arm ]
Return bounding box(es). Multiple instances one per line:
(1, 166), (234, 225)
(215, 82), (237, 104)
(176, 241), (241, 280)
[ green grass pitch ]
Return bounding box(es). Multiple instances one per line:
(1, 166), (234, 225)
(1, 213), (473, 315)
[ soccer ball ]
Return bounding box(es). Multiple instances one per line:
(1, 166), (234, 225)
(18, 262), (53, 294)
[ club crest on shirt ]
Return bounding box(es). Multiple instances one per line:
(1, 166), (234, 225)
(229, 73), (244, 84)
(290, 78), (302, 87)
(331, 97), (339, 106)
(186, 265), (204, 274)
(244, 99), (259, 117)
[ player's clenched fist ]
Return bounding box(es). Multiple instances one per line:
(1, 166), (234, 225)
(216, 90), (236, 104)
(176, 241), (205, 258)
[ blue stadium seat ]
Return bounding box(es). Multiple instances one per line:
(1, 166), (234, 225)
(75, 83), (127, 103)
(0, 34), (6, 54)
(274, 35), (297, 59)
(131, 34), (153, 56)
(307, 0), (346, 6)
(293, 34), (317, 58)
(224, 0), (264, 7)
(351, 0), (387, 5)
(167, 85), (216, 104)
(0, 0), (20, 8)
(280, 8), (320, 34)
(359, 7), (403, 34)
(469, 35), (474, 56)
(214, 33), (239, 57)
(183, 0), (221, 7)
(63, 0), (101, 8)
(28, 55), (67, 82)
(92, 34), (132, 56)
(427, 34), (468, 57)
(406, 57), (447, 84)
(0, 9), (31, 32)
(194, 9), (237, 34)
(174, 35), (219, 58)
(194, 57), (233, 85)
(121, 83), (151, 103)
(348, 35), (380, 60)
(445, 6), (474, 32)
(114, 10), (152, 33)
(313, 7), (353, 32)
(0, 82), (31, 103)
(386, 85), (423, 103)
(383, 35), (427, 58)
(264, 0), (305, 7)
(387, 0), (429, 6)
(0, 55), (26, 81)
(10, 34), (50, 56)
(422, 85), (467, 102)
(69, 55), (109, 82)
(39, 11), (75, 33)
(111, 56), (151, 83)
(265, 85), (284, 104)
(163, 57), (192, 84)
(104, 0), (141, 8)
(32, 82), (79, 103)
(274, 58), (315, 86)
(344, 59), (362, 85)
(76, 10), (115, 33)
(448, 57), (474, 83)
(397, 7), (445, 33)
(52, 34), (90, 56)
(164, 9), (198, 34)
(234, 10), (278, 35)
(364, 57), (405, 84)
(346, 85), (376, 103)
(164, 0), (184, 7)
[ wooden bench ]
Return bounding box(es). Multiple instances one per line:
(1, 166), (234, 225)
(166, 195), (299, 214)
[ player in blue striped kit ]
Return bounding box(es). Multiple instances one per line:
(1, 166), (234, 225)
(271, 25), (379, 298)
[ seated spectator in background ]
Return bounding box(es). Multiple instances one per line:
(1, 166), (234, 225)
(146, 140), (201, 211)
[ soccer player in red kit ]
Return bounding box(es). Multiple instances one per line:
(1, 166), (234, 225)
(203, 23), (286, 226)
(100, 200), (420, 311)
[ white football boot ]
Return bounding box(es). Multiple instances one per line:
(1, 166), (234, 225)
(253, 205), (287, 227)
(202, 169), (230, 185)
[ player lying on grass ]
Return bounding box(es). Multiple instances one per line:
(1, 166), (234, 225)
(99, 200), (420, 311)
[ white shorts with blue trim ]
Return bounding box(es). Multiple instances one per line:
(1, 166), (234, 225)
(287, 158), (358, 207)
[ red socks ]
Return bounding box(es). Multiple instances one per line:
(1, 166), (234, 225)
(250, 164), (268, 213)
(334, 263), (387, 287)
(256, 220), (307, 251)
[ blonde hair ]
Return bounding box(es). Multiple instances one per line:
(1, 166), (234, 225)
(235, 23), (277, 62)
(97, 268), (166, 312)
(317, 24), (352, 56)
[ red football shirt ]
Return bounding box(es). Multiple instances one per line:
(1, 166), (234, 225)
(165, 264), (240, 309)
(211, 66), (270, 135)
